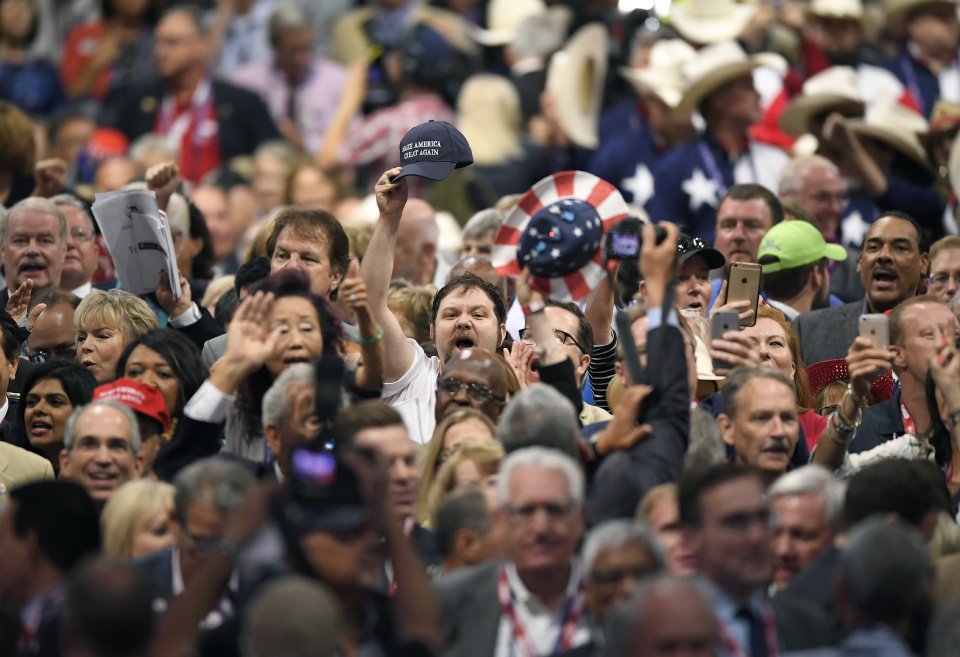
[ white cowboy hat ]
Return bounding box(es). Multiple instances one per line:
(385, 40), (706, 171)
(620, 39), (697, 109)
(948, 128), (960, 201)
(546, 22), (608, 149)
(779, 66), (865, 136)
(669, 0), (758, 45)
(806, 0), (864, 19)
(847, 102), (931, 170)
(673, 40), (786, 118)
(886, 0), (958, 30)
(472, 0), (546, 46)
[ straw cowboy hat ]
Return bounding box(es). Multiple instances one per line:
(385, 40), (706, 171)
(472, 0), (546, 46)
(779, 66), (865, 136)
(669, 0), (758, 45)
(886, 0), (958, 30)
(620, 39), (697, 109)
(847, 102), (931, 170)
(546, 22), (608, 149)
(673, 40), (786, 118)
(948, 131), (960, 200)
(806, 0), (864, 20)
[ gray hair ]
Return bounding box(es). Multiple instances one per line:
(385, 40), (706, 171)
(262, 362), (314, 429)
(64, 400), (142, 455)
(603, 575), (716, 657)
(128, 134), (179, 166)
(496, 383), (580, 458)
(434, 487), (492, 559)
(581, 519), (666, 580)
(768, 464), (846, 529)
(721, 366), (796, 419)
(461, 209), (503, 242)
(510, 10), (567, 59)
(684, 407), (727, 471)
(243, 575), (340, 657)
(496, 446), (584, 507)
(173, 457), (255, 521)
(1, 196), (68, 244)
(778, 154), (839, 198)
(841, 517), (932, 624)
(268, 3), (312, 45)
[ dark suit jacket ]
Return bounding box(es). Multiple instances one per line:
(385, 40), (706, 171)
(435, 561), (502, 657)
(849, 389), (903, 454)
(794, 300), (863, 366)
(776, 544), (843, 644)
(586, 325), (690, 525)
(105, 78), (279, 162)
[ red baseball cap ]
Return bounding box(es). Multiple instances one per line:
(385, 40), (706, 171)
(93, 378), (172, 434)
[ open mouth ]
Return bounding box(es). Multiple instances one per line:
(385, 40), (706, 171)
(29, 420), (52, 436)
(686, 301), (703, 311)
(282, 356), (309, 366)
(872, 270), (899, 286)
(453, 337), (475, 350)
(81, 360), (96, 369)
(19, 263), (45, 275)
(87, 471), (118, 487)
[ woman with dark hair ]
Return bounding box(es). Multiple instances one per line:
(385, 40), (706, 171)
(116, 328), (217, 480)
(14, 360), (96, 472)
(60, 0), (156, 101)
(177, 201), (214, 283)
(0, 0), (64, 115)
(188, 268), (382, 465)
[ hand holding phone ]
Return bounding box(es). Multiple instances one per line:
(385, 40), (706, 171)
(710, 310), (740, 374)
(858, 314), (890, 349)
(726, 262), (762, 328)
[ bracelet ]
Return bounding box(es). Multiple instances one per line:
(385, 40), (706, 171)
(947, 407), (960, 429)
(831, 408), (859, 435)
(354, 325), (384, 345)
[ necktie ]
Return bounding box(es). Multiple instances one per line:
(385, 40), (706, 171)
(736, 605), (768, 657)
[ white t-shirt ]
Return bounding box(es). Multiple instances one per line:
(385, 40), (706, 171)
(381, 338), (441, 444)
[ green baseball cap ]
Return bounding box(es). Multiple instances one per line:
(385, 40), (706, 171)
(758, 221), (847, 274)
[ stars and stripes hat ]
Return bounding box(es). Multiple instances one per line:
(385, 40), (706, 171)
(492, 171), (629, 301)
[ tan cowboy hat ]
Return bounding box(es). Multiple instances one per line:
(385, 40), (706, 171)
(620, 39), (697, 109)
(948, 129), (960, 200)
(779, 66), (865, 136)
(886, 0), (958, 30)
(472, 0), (546, 46)
(847, 102), (931, 170)
(669, 0), (758, 45)
(673, 40), (786, 118)
(806, 0), (864, 19)
(694, 336), (724, 383)
(546, 22), (608, 149)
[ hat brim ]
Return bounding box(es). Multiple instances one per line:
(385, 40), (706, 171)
(670, 4), (756, 45)
(492, 170), (629, 302)
(681, 246), (725, 270)
(393, 160), (457, 182)
(847, 121), (932, 171)
(886, 0), (956, 34)
(620, 68), (684, 109)
(761, 243), (848, 273)
(546, 24), (608, 149)
(674, 54), (785, 118)
(779, 95), (865, 136)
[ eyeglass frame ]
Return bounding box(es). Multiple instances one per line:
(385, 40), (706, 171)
(28, 344), (77, 364)
(518, 327), (585, 353)
(436, 376), (506, 404)
(927, 272), (960, 287)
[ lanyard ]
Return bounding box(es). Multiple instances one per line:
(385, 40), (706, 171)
(900, 53), (925, 111)
(698, 141), (760, 198)
(900, 401), (917, 437)
(156, 78), (216, 179)
(496, 565), (584, 657)
(715, 604), (778, 657)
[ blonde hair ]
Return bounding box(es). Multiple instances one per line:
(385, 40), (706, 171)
(201, 275), (236, 308)
(101, 479), (175, 559)
(457, 74), (523, 165)
(420, 439), (503, 528)
(636, 482), (678, 522)
(244, 215), (278, 263)
(387, 282), (436, 344)
(74, 289), (157, 341)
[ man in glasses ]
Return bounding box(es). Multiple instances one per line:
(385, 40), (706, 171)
(26, 288), (79, 364)
(434, 347), (508, 425)
(927, 235), (960, 304)
(438, 447), (595, 656)
(52, 194), (100, 299)
(517, 299), (611, 426)
(136, 458), (255, 627)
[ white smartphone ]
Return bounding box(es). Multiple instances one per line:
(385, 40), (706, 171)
(858, 313), (890, 349)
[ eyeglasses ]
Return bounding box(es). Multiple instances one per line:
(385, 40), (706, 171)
(817, 404), (840, 417)
(806, 191), (850, 209)
(927, 272), (960, 288)
(506, 500), (576, 521)
(69, 228), (95, 244)
(589, 564), (658, 586)
(28, 345), (76, 364)
(437, 377), (505, 403)
(518, 328), (583, 352)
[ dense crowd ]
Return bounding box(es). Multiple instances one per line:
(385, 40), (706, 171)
(2, 0), (960, 656)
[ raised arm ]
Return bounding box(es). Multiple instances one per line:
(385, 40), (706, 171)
(360, 169), (416, 383)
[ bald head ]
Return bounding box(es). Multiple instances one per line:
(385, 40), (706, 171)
(435, 347), (508, 423)
(778, 154), (847, 240)
(394, 199), (439, 284)
(449, 256), (506, 303)
(625, 576), (717, 657)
